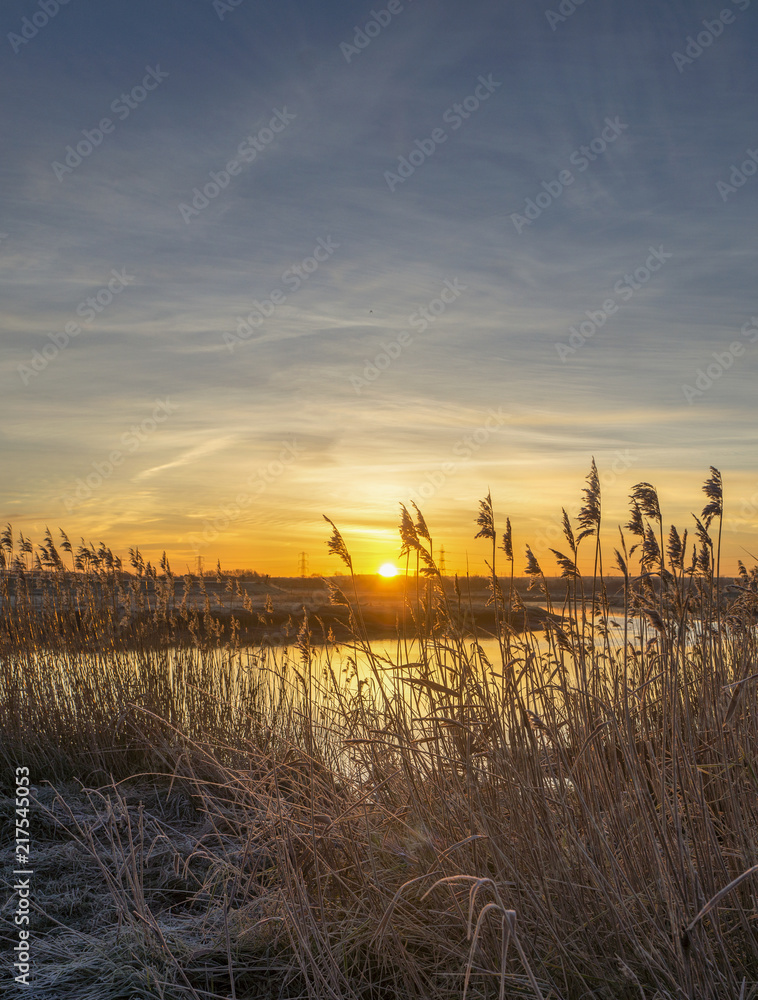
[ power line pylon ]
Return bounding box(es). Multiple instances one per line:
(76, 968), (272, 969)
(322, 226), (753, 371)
(297, 551), (309, 577)
(439, 547), (447, 576)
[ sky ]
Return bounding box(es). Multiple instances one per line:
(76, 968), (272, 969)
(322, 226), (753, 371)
(2, 0), (758, 576)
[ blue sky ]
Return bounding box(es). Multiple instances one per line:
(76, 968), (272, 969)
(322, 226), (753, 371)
(2, 0), (757, 574)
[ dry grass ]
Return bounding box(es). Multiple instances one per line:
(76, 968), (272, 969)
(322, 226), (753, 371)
(1, 465), (758, 999)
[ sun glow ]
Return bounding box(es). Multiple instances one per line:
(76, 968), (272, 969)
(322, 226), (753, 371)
(377, 562), (398, 578)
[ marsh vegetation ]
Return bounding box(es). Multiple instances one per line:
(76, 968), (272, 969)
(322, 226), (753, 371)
(1, 465), (757, 999)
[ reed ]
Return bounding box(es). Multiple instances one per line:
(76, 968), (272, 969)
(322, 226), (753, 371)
(1, 466), (757, 999)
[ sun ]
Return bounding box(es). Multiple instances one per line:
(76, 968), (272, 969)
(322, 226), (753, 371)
(377, 562), (398, 578)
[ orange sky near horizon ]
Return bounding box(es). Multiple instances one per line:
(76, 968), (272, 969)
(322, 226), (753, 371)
(7, 461), (758, 579)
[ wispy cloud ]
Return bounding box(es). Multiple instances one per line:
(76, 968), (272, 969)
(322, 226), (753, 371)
(133, 437), (237, 482)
